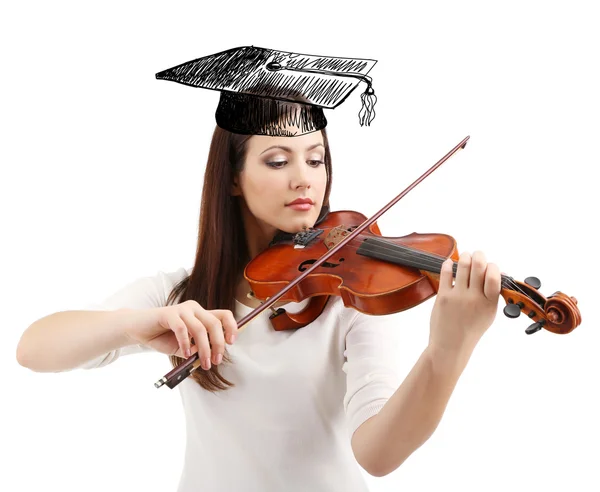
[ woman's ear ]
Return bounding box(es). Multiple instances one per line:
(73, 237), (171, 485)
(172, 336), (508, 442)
(231, 175), (242, 196)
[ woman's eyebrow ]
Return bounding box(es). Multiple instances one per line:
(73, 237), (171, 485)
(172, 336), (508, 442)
(260, 143), (324, 155)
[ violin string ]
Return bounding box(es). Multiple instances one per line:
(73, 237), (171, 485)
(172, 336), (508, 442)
(313, 233), (529, 297)
(361, 236), (529, 296)
(295, 230), (528, 295)
(362, 236), (530, 297)
(358, 237), (525, 295)
(364, 237), (522, 292)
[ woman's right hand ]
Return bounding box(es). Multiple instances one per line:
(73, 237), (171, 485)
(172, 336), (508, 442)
(124, 300), (238, 370)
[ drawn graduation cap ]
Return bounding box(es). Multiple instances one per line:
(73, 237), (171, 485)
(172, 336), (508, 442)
(155, 46), (378, 136)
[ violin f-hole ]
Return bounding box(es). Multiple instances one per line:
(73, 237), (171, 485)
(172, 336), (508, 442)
(299, 258), (345, 271)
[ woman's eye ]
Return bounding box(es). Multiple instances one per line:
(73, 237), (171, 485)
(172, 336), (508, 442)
(266, 161), (287, 168)
(266, 160), (323, 168)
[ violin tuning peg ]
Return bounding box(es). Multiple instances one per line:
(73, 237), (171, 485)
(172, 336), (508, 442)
(503, 302), (523, 319)
(525, 320), (545, 335)
(524, 276), (541, 289)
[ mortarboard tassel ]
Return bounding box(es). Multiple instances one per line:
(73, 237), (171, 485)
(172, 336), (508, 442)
(266, 61), (377, 127)
(358, 83), (377, 127)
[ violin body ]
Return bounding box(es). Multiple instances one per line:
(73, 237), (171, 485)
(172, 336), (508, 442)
(245, 210), (460, 329)
(245, 210), (580, 334)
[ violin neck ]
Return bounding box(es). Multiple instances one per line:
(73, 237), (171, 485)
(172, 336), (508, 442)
(356, 237), (511, 287)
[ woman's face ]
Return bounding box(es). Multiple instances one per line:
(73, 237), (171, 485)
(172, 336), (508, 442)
(233, 130), (327, 237)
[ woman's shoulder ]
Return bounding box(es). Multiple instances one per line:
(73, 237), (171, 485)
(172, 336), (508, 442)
(154, 265), (193, 303)
(83, 265), (192, 312)
(160, 265), (193, 287)
(125, 265), (192, 298)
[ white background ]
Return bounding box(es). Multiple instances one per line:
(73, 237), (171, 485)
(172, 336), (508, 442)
(3, 1), (598, 491)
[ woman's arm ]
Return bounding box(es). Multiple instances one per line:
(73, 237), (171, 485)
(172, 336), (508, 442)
(17, 268), (190, 372)
(16, 308), (152, 373)
(351, 251), (502, 476)
(351, 342), (473, 476)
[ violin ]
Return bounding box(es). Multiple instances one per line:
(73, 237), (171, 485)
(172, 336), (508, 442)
(155, 136), (581, 389)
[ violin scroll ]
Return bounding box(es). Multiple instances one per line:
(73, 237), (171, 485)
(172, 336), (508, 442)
(500, 276), (581, 335)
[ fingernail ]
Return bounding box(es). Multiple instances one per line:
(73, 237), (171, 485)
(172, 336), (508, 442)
(231, 334), (237, 343)
(185, 348), (191, 358)
(203, 358), (211, 370)
(216, 353), (223, 364)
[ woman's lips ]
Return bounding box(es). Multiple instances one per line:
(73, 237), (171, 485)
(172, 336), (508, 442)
(286, 203), (313, 211)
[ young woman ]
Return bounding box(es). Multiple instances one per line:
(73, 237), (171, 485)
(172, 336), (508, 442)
(16, 47), (501, 491)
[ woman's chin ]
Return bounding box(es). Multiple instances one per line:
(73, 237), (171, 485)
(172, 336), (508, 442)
(277, 217), (318, 234)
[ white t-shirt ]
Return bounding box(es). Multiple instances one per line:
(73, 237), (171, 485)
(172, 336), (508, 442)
(75, 267), (403, 491)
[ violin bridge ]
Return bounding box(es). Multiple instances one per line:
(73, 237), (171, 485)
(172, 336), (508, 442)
(324, 225), (355, 250)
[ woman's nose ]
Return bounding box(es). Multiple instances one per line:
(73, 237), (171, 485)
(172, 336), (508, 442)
(289, 161), (311, 189)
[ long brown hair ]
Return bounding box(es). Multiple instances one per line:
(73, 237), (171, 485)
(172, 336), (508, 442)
(165, 125), (333, 391)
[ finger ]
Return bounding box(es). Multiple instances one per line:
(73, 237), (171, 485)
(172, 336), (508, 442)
(483, 262), (502, 302)
(211, 309), (239, 344)
(196, 311), (226, 366)
(180, 311), (211, 370)
(166, 314), (192, 359)
(173, 341), (199, 359)
(438, 258), (454, 293)
(469, 250), (487, 293)
(455, 251), (472, 290)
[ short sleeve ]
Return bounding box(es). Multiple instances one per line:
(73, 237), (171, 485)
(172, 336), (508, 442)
(72, 266), (191, 370)
(342, 310), (402, 438)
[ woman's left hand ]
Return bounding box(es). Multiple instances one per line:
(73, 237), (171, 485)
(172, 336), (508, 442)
(428, 250), (502, 356)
